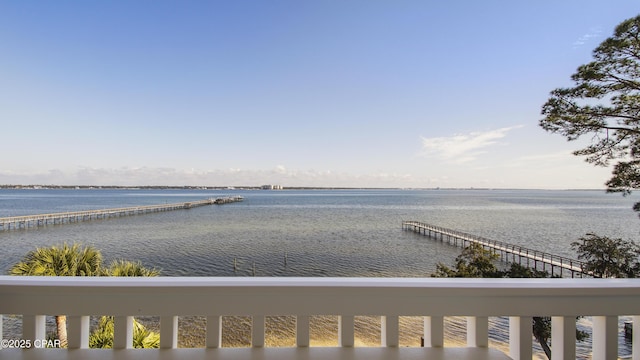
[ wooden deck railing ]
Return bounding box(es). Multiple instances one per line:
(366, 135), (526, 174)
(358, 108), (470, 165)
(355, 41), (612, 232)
(0, 197), (243, 231)
(403, 221), (589, 277)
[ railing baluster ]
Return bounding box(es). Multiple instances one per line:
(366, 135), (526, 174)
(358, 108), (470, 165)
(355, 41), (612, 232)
(114, 316), (133, 349)
(67, 315), (90, 349)
(296, 315), (310, 347)
(252, 315), (265, 347)
(466, 316), (488, 347)
(551, 316), (576, 360)
(22, 315), (45, 344)
(160, 316), (179, 349)
(592, 315), (618, 360)
(339, 315), (355, 347)
(2, 277), (639, 357)
(381, 315), (399, 347)
(423, 316), (443, 347)
(206, 315), (222, 348)
(509, 316), (532, 360)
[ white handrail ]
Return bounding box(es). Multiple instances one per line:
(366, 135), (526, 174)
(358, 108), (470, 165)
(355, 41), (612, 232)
(1, 277), (639, 360)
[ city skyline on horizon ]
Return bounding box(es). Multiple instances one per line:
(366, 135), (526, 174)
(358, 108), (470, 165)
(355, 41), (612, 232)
(0, 183), (623, 192)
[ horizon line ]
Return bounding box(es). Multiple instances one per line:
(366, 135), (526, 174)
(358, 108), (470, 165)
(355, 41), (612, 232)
(0, 184), (610, 192)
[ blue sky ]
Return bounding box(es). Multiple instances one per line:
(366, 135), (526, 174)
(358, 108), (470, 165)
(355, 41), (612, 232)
(1, 1), (638, 188)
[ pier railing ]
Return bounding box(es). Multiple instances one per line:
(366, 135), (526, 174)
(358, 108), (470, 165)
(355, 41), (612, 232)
(402, 221), (589, 277)
(0, 197), (243, 231)
(1, 277), (639, 360)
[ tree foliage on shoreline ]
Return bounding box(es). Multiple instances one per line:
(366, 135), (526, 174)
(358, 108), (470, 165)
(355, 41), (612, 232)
(9, 243), (161, 348)
(10, 243), (102, 277)
(10, 243), (103, 348)
(433, 243), (502, 278)
(539, 14), (640, 213)
(104, 259), (161, 277)
(572, 233), (640, 278)
(433, 244), (587, 359)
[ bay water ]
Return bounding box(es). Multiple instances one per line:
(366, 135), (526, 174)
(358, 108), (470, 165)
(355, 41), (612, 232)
(1, 188), (638, 357)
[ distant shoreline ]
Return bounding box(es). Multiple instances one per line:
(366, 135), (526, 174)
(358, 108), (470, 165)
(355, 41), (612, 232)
(0, 184), (607, 191)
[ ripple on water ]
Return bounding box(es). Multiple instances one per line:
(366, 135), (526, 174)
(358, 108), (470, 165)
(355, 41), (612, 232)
(0, 189), (637, 357)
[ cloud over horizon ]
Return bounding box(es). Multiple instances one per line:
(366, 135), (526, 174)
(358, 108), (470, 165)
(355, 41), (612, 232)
(0, 166), (418, 188)
(420, 126), (523, 164)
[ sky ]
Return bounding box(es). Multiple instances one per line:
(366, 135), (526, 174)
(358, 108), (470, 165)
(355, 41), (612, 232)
(1, 1), (639, 189)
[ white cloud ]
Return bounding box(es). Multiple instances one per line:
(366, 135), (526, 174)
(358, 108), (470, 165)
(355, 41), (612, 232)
(0, 166), (419, 188)
(420, 126), (523, 163)
(274, 165), (288, 174)
(573, 27), (603, 48)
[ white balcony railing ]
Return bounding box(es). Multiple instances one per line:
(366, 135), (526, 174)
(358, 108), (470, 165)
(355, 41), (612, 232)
(1, 277), (640, 360)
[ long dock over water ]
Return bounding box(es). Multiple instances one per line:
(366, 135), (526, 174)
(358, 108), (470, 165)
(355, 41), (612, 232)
(0, 196), (243, 231)
(402, 221), (589, 278)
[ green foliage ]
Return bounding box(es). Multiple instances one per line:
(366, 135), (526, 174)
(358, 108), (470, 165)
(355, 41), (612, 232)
(104, 260), (161, 277)
(89, 316), (115, 349)
(532, 316), (552, 359)
(10, 243), (161, 348)
(9, 243), (161, 278)
(503, 263), (551, 278)
(434, 248), (548, 279)
(10, 243), (102, 276)
(132, 318), (161, 348)
(572, 233), (640, 278)
(433, 243), (501, 278)
(89, 316), (160, 349)
(433, 245), (589, 359)
(91, 260), (161, 348)
(539, 15), (640, 213)
(9, 243), (103, 348)
(536, 15), (640, 353)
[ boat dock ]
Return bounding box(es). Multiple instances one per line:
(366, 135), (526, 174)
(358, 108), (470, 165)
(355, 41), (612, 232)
(0, 196), (243, 231)
(402, 221), (589, 278)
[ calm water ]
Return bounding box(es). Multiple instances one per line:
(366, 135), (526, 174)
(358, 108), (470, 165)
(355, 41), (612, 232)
(1, 188), (638, 276)
(1, 188), (638, 358)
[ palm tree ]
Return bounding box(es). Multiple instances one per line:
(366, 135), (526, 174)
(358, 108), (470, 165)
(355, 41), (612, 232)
(10, 243), (103, 347)
(103, 259), (160, 277)
(89, 316), (160, 349)
(90, 260), (161, 348)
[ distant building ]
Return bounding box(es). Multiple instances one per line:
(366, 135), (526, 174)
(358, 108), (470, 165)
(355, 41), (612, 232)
(261, 185), (283, 190)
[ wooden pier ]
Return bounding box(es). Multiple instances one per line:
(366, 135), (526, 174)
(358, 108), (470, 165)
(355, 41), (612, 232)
(402, 221), (589, 278)
(0, 196), (243, 231)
